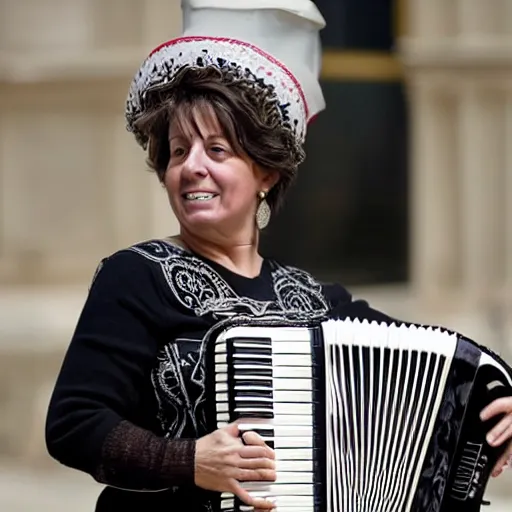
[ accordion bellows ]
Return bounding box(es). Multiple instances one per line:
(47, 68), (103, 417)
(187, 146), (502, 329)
(205, 318), (512, 512)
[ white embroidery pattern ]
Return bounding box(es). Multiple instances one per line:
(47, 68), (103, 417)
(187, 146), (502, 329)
(151, 338), (207, 439)
(128, 240), (329, 441)
(129, 240), (328, 318)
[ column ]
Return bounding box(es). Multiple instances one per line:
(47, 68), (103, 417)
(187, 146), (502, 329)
(457, 0), (508, 38)
(502, 91), (512, 358)
(457, 86), (506, 307)
(409, 81), (460, 308)
(408, 0), (458, 39)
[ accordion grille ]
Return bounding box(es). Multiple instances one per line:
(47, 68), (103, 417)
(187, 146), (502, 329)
(322, 320), (458, 512)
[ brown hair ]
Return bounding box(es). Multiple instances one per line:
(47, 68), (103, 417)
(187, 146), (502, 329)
(133, 66), (305, 210)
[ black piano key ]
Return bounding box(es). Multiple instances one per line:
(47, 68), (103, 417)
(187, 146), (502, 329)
(234, 389), (274, 399)
(233, 410), (274, 419)
(235, 401), (274, 411)
(233, 368), (273, 377)
(232, 379), (273, 388)
(233, 346), (272, 356)
(232, 338), (272, 347)
(234, 361), (272, 367)
(242, 428), (276, 438)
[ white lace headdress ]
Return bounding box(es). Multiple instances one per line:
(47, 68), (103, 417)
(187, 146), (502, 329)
(125, 0), (326, 149)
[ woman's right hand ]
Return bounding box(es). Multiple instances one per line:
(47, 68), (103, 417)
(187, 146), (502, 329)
(194, 422), (276, 509)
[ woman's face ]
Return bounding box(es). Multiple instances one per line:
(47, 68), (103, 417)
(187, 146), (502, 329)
(164, 105), (276, 244)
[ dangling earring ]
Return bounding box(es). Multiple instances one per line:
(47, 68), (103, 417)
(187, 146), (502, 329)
(256, 190), (271, 230)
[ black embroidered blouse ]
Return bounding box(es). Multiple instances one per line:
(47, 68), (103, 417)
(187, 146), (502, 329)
(45, 240), (391, 511)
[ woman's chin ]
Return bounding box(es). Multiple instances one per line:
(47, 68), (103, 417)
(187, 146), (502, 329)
(179, 211), (226, 230)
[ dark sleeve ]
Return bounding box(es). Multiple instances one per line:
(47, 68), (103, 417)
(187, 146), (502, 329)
(322, 282), (400, 324)
(45, 251), (195, 491)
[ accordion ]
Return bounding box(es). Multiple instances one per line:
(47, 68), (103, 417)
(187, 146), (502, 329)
(204, 317), (512, 512)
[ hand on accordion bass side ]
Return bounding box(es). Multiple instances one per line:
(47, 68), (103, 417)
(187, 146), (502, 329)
(480, 396), (512, 477)
(194, 422), (277, 509)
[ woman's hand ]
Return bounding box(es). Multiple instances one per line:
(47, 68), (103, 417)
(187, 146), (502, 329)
(195, 423), (276, 509)
(480, 396), (512, 477)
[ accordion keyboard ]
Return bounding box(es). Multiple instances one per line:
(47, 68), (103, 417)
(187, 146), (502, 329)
(214, 326), (316, 512)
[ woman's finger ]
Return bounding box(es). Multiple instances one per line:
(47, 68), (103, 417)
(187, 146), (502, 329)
(236, 468), (277, 482)
(238, 456), (276, 470)
(240, 444), (275, 460)
(480, 397), (512, 421)
(486, 415), (512, 447)
(491, 441), (512, 477)
(242, 431), (267, 445)
(231, 481), (276, 510)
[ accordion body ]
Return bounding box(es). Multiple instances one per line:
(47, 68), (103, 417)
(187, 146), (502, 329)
(204, 317), (512, 512)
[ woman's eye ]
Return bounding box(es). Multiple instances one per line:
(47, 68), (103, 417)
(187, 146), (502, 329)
(172, 147), (185, 157)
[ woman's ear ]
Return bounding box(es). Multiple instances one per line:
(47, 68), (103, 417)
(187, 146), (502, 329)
(260, 168), (280, 191)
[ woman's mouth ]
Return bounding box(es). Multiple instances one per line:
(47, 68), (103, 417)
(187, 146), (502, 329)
(183, 192), (218, 201)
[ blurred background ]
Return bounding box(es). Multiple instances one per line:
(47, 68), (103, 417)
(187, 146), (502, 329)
(0, 0), (511, 510)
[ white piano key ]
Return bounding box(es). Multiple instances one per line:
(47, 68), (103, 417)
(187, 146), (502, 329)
(220, 497), (234, 509)
(215, 342), (227, 353)
(239, 495), (314, 512)
(240, 484), (313, 496)
(216, 413), (231, 422)
(234, 397), (274, 403)
(272, 354), (312, 366)
(228, 365), (312, 378)
(268, 508), (314, 512)
(275, 459), (313, 472)
(273, 390), (312, 402)
(230, 377), (312, 390)
(215, 381), (228, 391)
(242, 471), (313, 487)
(217, 412), (313, 427)
(232, 392), (312, 403)
(217, 402), (229, 412)
(273, 448), (313, 460)
(272, 366), (312, 378)
(228, 354), (312, 367)
(235, 402), (311, 415)
(237, 424), (313, 437)
(259, 436), (314, 449)
(265, 341), (312, 355)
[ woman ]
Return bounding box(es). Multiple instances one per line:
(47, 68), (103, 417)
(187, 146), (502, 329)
(45, 1), (512, 511)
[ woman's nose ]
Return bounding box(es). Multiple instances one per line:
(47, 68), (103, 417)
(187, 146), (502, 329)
(182, 145), (208, 177)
